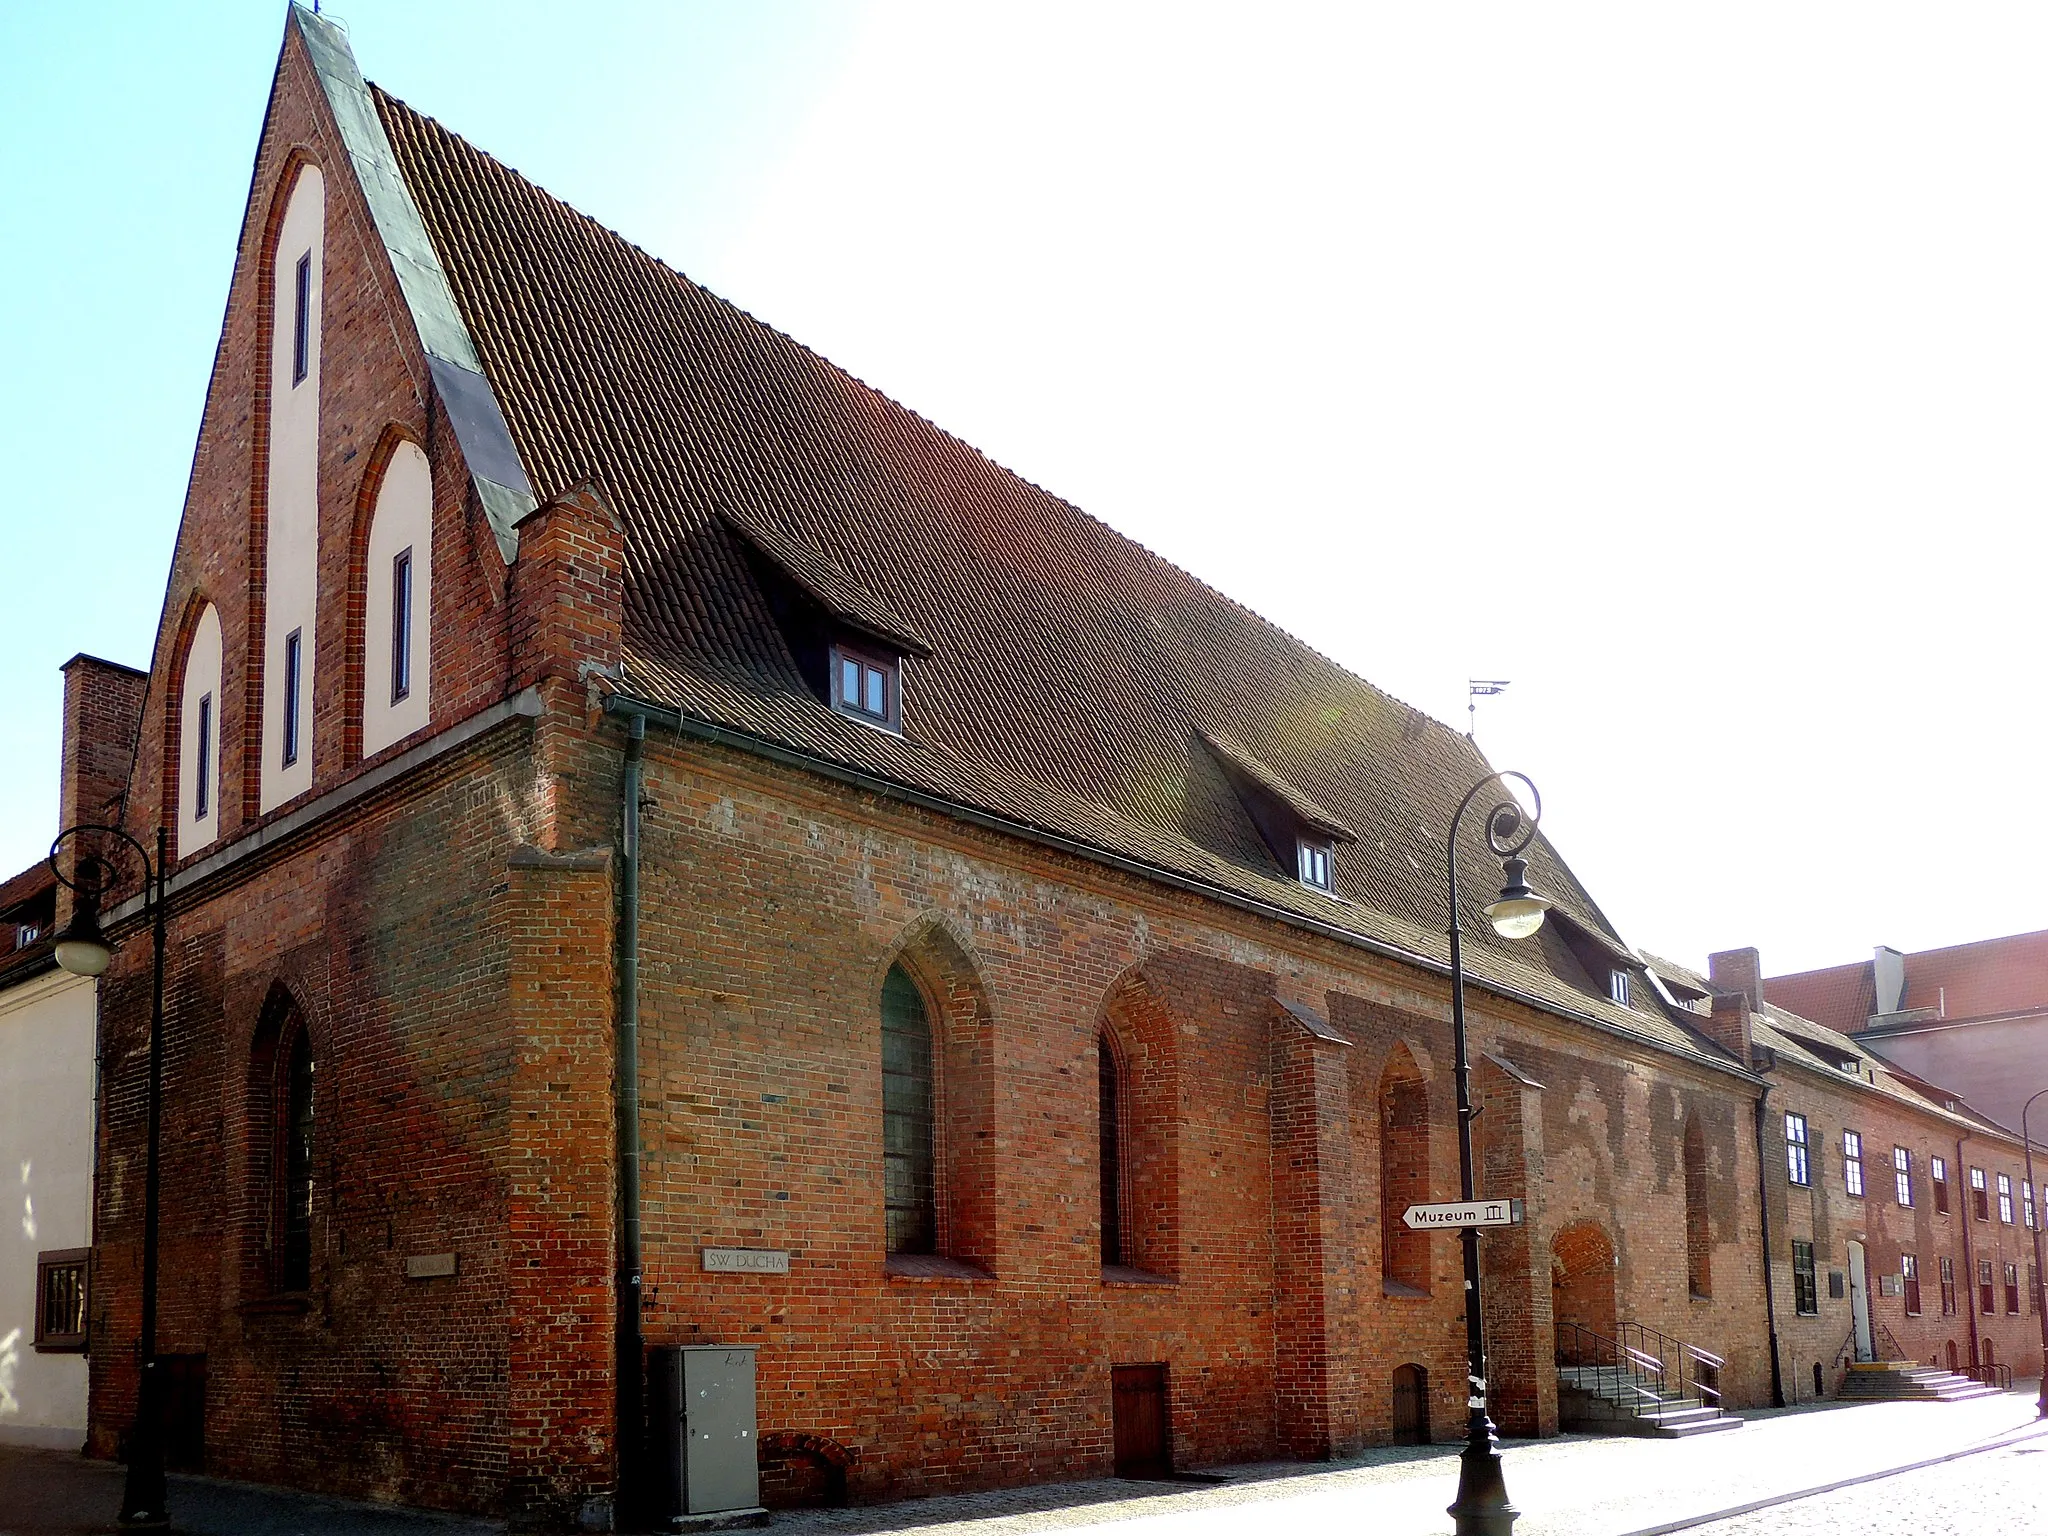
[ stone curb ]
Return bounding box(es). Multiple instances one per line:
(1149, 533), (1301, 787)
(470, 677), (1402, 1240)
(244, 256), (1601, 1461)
(1612, 1415), (2048, 1536)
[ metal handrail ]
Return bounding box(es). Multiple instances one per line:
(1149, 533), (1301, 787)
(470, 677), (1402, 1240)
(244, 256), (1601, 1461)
(1972, 1363), (2014, 1390)
(1876, 1322), (1906, 1362)
(1556, 1319), (1728, 1413)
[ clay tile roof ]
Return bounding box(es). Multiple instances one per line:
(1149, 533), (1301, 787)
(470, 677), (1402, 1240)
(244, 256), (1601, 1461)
(719, 506), (934, 658)
(372, 86), (1726, 1068)
(1197, 730), (1358, 843)
(1763, 961), (1874, 1034)
(1900, 929), (2048, 1019)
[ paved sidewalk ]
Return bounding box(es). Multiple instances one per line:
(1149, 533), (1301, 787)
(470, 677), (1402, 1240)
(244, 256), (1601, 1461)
(4, 1388), (2043, 1536)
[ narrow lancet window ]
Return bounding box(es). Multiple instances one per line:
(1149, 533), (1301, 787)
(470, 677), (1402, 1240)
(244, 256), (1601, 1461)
(1099, 1034), (1124, 1266)
(881, 965), (935, 1254)
(280, 1027), (315, 1291)
(292, 252), (312, 386)
(391, 548), (413, 703)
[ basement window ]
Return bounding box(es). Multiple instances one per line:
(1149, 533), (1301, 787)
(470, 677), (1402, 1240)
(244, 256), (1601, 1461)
(831, 643), (898, 731)
(34, 1249), (88, 1352)
(1297, 838), (1333, 892)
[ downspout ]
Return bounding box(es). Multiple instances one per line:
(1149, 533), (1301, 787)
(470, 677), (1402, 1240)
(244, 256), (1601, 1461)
(1752, 1084), (1786, 1407)
(1958, 1131), (1980, 1372)
(616, 713), (647, 1519)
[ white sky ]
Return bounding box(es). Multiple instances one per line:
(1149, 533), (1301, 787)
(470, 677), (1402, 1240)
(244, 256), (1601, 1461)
(5, 3), (2046, 976)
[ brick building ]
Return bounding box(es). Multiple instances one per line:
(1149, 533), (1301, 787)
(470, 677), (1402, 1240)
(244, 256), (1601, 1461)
(46, 5), (2042, 1528)
(1652, 950), (2045, 1398)
(1766, 932), (2048, 1137)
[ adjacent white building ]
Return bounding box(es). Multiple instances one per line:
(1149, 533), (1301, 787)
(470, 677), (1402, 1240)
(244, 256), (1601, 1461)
(0, 869), (95, 1450)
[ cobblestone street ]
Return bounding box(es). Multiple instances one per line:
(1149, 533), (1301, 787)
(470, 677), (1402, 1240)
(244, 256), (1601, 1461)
(1690, 1433), (2048, 1535)
(5, 1390), (2046, 1535)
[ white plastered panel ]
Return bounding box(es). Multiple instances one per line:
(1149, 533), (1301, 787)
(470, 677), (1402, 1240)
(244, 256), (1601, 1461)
(177, 604), (223, 858)
(260, 164), (324, 813)
(362, 441), (433, 756)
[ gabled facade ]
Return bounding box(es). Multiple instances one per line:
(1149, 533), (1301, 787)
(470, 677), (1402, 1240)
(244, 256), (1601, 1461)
(61, 7), (2045, 1528)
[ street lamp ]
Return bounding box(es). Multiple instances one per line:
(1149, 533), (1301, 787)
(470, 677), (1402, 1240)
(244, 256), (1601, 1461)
(50, 824), (170, 1529)
(1445, 771), (1552, 1536)
(2022, 1089), (2048, 1419)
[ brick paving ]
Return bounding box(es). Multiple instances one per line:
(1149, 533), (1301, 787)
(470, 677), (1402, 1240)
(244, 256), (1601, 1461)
(3, 1389), (2044, 1536)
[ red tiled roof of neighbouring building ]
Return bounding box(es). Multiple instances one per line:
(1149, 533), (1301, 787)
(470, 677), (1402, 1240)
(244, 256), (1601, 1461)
(371, 87), (1724, 1064)
(1764, 960), (1875, 1034)
(1899, 929), (2048, 1020)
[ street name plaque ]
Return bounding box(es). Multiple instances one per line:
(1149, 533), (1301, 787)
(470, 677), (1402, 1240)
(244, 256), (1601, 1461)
(702, 1247), (792, 1274)
(1401, 1198), (1525, 1230)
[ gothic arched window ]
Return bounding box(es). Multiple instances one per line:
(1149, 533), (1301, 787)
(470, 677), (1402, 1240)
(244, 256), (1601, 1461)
(881, 964), (936, 1255)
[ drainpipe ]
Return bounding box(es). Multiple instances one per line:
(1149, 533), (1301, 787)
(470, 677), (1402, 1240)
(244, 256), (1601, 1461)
(1958, 1131), (1980, 1373)
(1752, 1085), (1786, 1407)
(616, 712), (647, 1521)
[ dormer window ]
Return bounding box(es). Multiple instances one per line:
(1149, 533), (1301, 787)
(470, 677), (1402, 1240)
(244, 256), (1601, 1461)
(1608, 968), (1631, 1006)
(1297, 839), (1333, 891)
(832, 642), (899, 730)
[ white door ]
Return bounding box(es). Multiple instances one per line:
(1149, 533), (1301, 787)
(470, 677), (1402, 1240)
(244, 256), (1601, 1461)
(1847, 1240), (1874, 1362)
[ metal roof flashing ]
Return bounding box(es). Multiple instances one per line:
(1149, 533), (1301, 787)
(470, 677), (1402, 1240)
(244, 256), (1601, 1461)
(290, 2), (535, 562)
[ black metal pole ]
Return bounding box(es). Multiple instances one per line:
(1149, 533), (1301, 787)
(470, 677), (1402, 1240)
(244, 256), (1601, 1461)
(121, 828), (169, 1527)
(2022, 1090), (2048, 1418)
(1445, 782), (1517, 1536)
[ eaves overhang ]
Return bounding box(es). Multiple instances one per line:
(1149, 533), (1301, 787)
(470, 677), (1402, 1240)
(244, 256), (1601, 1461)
(602, 690), (1764, 1089)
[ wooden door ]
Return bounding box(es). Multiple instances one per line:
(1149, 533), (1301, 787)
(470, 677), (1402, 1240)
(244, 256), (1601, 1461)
(1112, 1364), (1170, 1479)
(1391, 1364), (1429, 1445)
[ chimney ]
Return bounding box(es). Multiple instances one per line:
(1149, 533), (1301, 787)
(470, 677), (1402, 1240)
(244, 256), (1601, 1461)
(1702, 947), (1762, 1064)
(59, 654), (146, 833)
(55, 653), (148, 923)
(1872, 945), (1906, 1017)
(1708, 947), (1764, 1013)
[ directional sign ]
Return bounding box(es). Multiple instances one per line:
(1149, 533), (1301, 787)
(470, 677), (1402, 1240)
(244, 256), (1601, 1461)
(1402, 1198), (1525, 1230)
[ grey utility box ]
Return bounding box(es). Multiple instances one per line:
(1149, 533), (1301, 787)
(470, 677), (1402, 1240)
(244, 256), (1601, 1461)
(650, 1344), (762, 1519)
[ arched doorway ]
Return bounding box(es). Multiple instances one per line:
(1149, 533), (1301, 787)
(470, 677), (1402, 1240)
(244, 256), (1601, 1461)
(1551, 1221), (1619, 1350)
(1391, 1364), (1430, 1445)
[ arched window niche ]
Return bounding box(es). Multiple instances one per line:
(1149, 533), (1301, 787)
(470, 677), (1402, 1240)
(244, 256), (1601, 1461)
(361, 438), (433, 756)
(1683, 1114), (1712, 1299)
(1379, 1045), (1431, 1297)
(176, 602), (224, 858)
(246, 988), (317, 1296)
(1096, 970), (1180, 1281)
(877, 925), (997, 1278)
(259, 162), (325, 813)
(880, 963), (936, 1257)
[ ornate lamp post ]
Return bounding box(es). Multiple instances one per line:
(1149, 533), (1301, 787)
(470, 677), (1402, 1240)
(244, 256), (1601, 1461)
(2023, 1089), (2048, 1419)
(49, 824), (171, 1528)
(1444, 772), (1552, 1536)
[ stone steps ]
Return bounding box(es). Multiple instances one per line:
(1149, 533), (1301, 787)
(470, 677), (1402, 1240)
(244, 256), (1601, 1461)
(1557, 1366), (1744, 1439)
(1834, 1363), (2004, 1402)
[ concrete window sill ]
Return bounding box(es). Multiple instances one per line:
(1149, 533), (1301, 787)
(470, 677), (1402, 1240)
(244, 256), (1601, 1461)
(884, 1253), (992, 1283)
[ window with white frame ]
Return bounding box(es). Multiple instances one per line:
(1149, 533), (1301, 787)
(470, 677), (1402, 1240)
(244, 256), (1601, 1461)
(831, 642), (898, 730)
(2027, 1181), (2038, 1232)
(1843, 1130), (1864, 1197)
(1785, 1113), (1810, 1186)
(1894, 1146), (1913, 1207)
(1296, 838), (1333, 891)
(1932, 1155), (1950, 1214)
(1608, 968), (1631, 1006)
(1998, 1172), (2015, 1224)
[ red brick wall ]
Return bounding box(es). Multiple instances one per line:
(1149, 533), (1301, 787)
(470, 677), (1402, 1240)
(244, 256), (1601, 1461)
(1764, 1075), (2047, 1397)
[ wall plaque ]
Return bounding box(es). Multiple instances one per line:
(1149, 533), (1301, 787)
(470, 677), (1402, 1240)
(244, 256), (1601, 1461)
(405, 1252), (458, 1280)
(702, 1247), (790, 1275)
